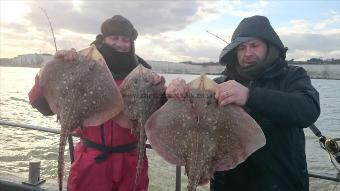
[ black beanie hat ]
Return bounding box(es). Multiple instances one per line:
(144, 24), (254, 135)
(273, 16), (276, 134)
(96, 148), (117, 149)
(91, 15), (138, 50)
(101, 15), (138, 40)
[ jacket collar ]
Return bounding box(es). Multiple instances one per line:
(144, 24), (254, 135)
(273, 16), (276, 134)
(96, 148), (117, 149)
(257, 58), (288, 80)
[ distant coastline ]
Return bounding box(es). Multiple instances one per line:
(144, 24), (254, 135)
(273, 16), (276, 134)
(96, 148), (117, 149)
(0, 53), (53, 68)
(1, 53), (339, 79)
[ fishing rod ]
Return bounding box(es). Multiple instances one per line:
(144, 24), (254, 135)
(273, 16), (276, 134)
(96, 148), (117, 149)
(39, 7), (58, 52)
(206, 30), (229, 44)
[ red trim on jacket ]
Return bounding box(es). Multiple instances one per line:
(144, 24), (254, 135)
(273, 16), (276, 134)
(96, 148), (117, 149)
(28, 74), (54, 116)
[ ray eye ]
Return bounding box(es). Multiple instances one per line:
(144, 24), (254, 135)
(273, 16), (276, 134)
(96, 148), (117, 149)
(134, 79), (138, 84)
(206, 100), (212, 105)
(144, 77), (149, 82)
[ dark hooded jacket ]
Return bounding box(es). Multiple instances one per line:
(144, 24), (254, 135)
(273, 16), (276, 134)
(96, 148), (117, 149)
(211, 16), (320, 191)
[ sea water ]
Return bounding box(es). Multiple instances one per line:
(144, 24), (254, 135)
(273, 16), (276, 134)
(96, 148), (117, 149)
(0, 67), (339, 190)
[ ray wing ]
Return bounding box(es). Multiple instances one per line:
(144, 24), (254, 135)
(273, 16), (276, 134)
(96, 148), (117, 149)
(213, 104), (266, 171)
(145, 99), (198, 166)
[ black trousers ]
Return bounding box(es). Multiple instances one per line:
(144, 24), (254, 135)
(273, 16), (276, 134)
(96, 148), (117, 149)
(210, 162), (251, 191)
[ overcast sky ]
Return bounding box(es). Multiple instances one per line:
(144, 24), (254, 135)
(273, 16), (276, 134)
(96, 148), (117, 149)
(1, 0), (339, 62)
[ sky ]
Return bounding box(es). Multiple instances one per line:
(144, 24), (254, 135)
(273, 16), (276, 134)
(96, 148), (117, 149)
(0, 0), (339, 62)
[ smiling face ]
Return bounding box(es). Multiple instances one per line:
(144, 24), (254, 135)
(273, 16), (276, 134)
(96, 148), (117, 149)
(103, 35), (131, 53)
(236, 39), (267, 68)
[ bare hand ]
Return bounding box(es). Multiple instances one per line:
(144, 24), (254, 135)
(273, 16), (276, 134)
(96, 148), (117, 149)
(215, 80), (249, 106)
(55, 48), (78, 63)
(152, 73), (166, 86)
(166, 78), (189, 100)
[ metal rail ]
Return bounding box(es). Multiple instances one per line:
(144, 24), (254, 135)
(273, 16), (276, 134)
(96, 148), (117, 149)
(2, 119), (339, 190)
(0, 120), (75, 163)
(0, 119), (182, 191)
(309, 172), (340, 182)
(0, 120), (60, 134)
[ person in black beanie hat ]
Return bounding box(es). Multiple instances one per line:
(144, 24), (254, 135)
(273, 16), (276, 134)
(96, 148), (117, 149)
(28, 15), (165, 191)
(92, 15), (151, 79)
(166, 15), (320, 191)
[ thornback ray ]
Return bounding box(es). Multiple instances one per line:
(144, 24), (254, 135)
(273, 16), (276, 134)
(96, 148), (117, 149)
(119, 64), (166, 191)
(38, 45), (123, 191)
(145, 74), (266, 191)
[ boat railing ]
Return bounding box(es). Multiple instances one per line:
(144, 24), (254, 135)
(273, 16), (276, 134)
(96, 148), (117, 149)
(0, 119), (339, 191)
(0, 119), (181, 191)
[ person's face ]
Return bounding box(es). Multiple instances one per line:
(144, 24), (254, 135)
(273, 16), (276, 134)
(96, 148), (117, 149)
(104, 35), (131, 53)
(236, 39), (267, 68)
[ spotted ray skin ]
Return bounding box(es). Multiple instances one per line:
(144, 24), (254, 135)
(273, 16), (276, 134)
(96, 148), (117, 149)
(39, 46), (123, 191)
(145, 75), (266, 191)
(120, 65), (166, 191)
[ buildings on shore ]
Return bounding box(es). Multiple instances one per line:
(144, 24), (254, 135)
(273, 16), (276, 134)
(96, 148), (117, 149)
(1, 53), (339, 79)
(0, 53), (226, 74)
(0, 53), (53, 67)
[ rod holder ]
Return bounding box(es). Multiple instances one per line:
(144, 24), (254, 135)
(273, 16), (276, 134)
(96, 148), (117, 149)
(22, 160), (46, 186)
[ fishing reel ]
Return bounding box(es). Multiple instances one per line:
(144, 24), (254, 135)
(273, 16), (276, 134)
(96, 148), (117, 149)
(319, 136), (340, 165)
(310, 124), (340, 166)
(309, 124), (340, 184)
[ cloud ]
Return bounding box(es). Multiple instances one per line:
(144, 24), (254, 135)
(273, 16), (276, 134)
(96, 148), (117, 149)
(1, 0), (339, 62)
(314, 13), (340, 30)
(133, 0), (270, 62)
(23, 0), (269, 36)
(278, 14), (340, 35)
(1, 23), (56, 55)
(282, 33), (340, 52)
(194, 0), (268, 21)
(1, 0), (202, 58)
(0, 1), (31, 24)
(26, 0), (200, 35)
(136, 32), (225, 62)
(277, 13), (340, 60)
(0, 18), (95, 55)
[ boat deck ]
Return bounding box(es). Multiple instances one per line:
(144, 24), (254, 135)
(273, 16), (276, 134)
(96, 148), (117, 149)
(0, 172), (66, 191)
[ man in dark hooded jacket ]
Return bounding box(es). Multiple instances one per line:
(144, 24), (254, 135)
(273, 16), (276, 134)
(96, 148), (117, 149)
(166, 15), (320, 191)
